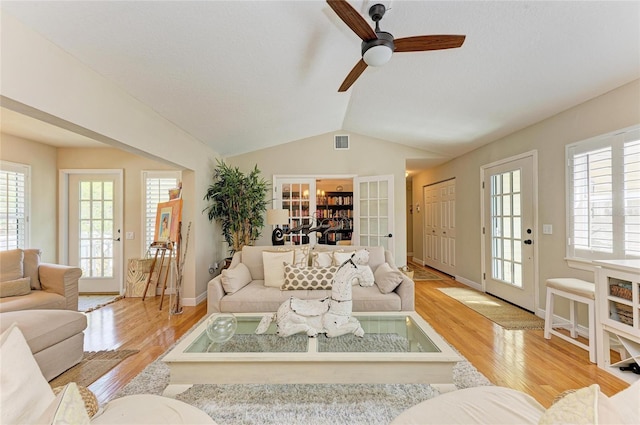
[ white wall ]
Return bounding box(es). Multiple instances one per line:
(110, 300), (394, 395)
(229, 131), (438, 266)
(412, 79), (640, 313)
(1, 12), (223, 304)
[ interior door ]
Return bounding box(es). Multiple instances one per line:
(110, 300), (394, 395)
(68, 172), (123, 293)
(482, 154), (537, 311)
(273, 178), (316, 245)
(354, 175), (394, 252)
(423, 179), (456, 275)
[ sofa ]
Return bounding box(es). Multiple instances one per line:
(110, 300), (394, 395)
(0, 248), (82, 312)
(1, 323), (215, 425)
(207, 244), (414, 314)
(391, 381), (639, 424)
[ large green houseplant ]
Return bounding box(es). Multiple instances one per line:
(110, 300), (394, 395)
(204, 160), (269, 254)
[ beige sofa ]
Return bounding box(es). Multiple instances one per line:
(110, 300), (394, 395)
(0, 248), (82, 312)
(207, 245), (414, 314)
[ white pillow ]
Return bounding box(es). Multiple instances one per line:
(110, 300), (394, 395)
(374, 262), (404, 294)
(311, 251), (333, 267)
(263, 251), (294, 288)
(220, 263), (252, 294)
(36, 383), (91, 425)
(333, 249), (370, 266)
(610, 379), (640, 424)
(539, 384), (624, 425)
(0, 323), (56, 424)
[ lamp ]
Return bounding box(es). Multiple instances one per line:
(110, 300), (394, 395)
(362, 32), (394, 67)
(267, 209), (289, 246)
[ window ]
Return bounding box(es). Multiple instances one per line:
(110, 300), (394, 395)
(567, 126), (640, 260)
(142, 171), (180, 254)
(0, 161), (29, 250)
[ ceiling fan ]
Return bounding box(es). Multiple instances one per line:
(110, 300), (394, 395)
(327, 0), (466, 92)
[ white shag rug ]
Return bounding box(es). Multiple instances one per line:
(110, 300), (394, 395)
(117, 325), (492, 425)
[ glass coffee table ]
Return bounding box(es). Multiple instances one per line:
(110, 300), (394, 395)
(162, 311), (461, 395)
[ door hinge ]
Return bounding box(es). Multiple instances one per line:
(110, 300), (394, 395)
(482, 227), (485, 235)
(482, 181), (485, 189)
(483, 272), (486, 280)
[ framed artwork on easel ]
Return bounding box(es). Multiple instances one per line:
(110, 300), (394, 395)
(154, 199), (183, 243)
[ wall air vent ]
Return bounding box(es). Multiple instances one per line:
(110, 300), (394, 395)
(334, 135), (350, 150)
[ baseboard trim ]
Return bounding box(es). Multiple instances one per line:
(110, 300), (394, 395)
(454, 275), (482, 291)
(411, 257), (425, 266)
(182, 291), (208, 307)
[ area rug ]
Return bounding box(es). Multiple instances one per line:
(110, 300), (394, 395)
(49, 349), (139, 388)
(411, 268), (442, 281)
(78, 294), (123, 313)
(437, 287), (545, 330)
(117, 336), (491, 424)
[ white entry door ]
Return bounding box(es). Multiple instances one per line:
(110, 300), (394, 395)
(482, 154), (537, 312)
(354, 175), (394, 253)
(423, 179), (456, 275)
(67, 172), (123, 293)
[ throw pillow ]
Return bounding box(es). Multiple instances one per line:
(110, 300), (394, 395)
(539, 384), (624, 425)
(23, 248), (42, 289)
(311, 251), (333, 267)
(0, 323), (56, 424)
(374, 262), (404, 294)
(0, 276), (31, 298)
(221, 262), (252, 294)
(263, 250), (294, 288)
(0, 249), (24, 283)
(37, 383), (91, 425)
(277, 246), (310, 268)
(282, 264), (338, 290)
(333, 249), (370, 266)
(609, 380), (640, 424)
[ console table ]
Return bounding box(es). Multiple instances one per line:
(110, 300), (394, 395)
(594, 259), (640, 384)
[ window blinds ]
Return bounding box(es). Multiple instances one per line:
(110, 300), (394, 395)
(0, 162), (29, 250)
(143, 171), (180, 253)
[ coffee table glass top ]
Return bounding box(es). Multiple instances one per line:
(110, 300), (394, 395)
(184, 314), (440, 354)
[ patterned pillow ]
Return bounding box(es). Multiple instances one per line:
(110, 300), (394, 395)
(282, 264), (338, 290)
(276, 246), (310, 267)
(311, 251), (333, 267)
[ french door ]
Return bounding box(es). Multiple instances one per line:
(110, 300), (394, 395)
(353, 175), (394, 253)
(482, 153), (538, 312)
(423, 179), (456, 275)
(64, 171), (123, 293)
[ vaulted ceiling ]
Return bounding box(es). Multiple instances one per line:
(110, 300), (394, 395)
(2, 1), (639, 164)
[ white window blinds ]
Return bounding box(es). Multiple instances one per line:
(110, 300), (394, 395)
(142, 171), (180, 254)
(567, 126), (640, 260)
(0, 161), (29, 250)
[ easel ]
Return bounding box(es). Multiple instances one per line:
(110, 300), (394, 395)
(142, 239), (175, 310)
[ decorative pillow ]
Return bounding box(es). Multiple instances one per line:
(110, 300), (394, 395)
(333, 249), (369, 266)
(539, 384), (624, 425)
(610, 379), (640, 424)
(0, 248), (24, 283)
(276, 246), (310, 268)
(282, 264), (338, 290)
(311, 251), (333, 267)
(37, 383), (91, 425)
(0, 276), (31, 298)
(221, 262), (252, 294)
(23, 248), (42, 289)
(263, 251), (294, 288)
(374, 262), (404, 294)
(0, 324), (56, 424)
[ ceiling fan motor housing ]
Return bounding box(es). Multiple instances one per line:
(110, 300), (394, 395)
(362, 31), (394, 66)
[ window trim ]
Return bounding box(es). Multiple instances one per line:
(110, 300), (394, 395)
(0, 160), (30, 250)
(141, 170), (181, 257)
(565, 124), (640, 265)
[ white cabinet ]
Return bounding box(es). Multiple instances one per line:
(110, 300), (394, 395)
(595, 259), (640, 383)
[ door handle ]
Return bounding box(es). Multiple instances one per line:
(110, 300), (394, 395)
(523, 239), (533, 245)
(113, 237), (121, 242)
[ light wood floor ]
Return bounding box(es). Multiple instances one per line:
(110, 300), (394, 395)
(84, 265), (630, 408)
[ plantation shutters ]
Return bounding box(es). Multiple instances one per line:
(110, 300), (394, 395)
(143, 171), (180, 254)
(0, 161), (29, 250)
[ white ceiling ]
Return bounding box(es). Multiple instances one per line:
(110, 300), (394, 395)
(1, 1), (639, 165)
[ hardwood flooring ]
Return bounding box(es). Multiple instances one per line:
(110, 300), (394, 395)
(84, 265), (630, 408)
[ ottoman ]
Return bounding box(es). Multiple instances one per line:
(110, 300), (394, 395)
(0, 309), (87, 380)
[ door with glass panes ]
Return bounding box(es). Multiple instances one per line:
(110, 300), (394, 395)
(353, 175), (394, 253)
(274, 178), (316, 245)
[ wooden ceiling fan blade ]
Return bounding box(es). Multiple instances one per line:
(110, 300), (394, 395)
(338, 59), (367, 92)
(394, 35), (466, 53)
(327, 0), (377, 41)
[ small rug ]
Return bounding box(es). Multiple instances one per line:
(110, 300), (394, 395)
(411, 268), (442, 281)
(437, 287), (545, 330)
(49, 349), (139, 388)
(78, 294), (123, 313)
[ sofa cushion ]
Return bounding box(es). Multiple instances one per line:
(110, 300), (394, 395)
(221, 263), (252, 294)
(539, 384), (624, 425)
(220, 280), (309, 312)
(0, 309), (87, 354)
(352, 285), (402, 311)
(262, 251), (294, 288)
(0, 249), (24, 282)
(0, 277), (31, 298)
(0, 290), (66, 313)
(282, 264), (337, 290)
(23, 248), (42, 290)
(0, 324), (56, 425)
(374, 262), (404, 294)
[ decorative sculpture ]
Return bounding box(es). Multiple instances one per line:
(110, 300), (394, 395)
(255, 250), (373, 338)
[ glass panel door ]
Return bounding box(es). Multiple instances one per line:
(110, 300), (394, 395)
(354, 175), (394, 252)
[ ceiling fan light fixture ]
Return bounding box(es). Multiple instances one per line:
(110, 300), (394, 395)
(361, 32), (394, 67)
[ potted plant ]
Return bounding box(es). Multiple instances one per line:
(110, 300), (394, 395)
(204, 159), (269, 254)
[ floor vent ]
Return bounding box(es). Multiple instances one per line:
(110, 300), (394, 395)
(334, 135), (350, 150)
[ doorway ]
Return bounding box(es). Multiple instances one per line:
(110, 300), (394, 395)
(422, 179), (456, 276)
(481, 152), (538, 312)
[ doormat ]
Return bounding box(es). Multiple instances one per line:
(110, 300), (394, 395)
(437, 287), (545, 330)
(49, 349), (139, 388)
(412, 268), (443, 281)
(78, 294), (123, 313)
